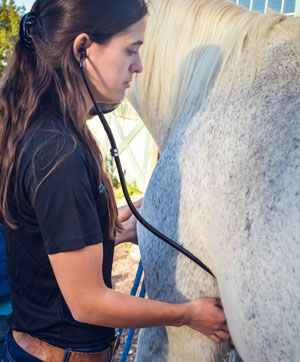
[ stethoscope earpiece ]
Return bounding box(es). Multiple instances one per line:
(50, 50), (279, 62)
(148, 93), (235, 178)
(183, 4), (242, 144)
(78, 48), (87, 58)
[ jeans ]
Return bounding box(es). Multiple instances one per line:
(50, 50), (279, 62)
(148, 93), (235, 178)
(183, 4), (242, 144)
(229, 349), (243, 362)
(0, 315), (10, 360)
(2, 332), (113, 362)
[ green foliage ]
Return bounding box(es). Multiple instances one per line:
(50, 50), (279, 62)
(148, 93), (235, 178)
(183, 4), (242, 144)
(113, 180), (143, 200)
(111, 175), (120, 188)
(126, 181), (142, 196)
(0, 0), (24, 79)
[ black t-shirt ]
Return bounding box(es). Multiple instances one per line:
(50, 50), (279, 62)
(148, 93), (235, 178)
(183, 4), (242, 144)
(4, 113), (115, 348)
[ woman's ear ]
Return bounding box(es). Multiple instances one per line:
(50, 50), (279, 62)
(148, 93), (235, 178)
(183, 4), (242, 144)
(73, 33), (92, 62)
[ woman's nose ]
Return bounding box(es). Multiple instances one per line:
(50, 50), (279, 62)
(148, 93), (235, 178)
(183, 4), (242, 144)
(130, 56), (143, 74)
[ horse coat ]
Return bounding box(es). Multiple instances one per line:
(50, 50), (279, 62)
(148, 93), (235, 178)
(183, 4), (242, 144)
(127, 0), (300, 361)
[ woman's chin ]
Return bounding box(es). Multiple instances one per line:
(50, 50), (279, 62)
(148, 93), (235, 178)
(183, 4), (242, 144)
(97, 93), (124, 104)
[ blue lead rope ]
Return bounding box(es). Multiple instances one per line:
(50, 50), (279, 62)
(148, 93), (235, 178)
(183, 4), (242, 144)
(116, 258), (146, 362)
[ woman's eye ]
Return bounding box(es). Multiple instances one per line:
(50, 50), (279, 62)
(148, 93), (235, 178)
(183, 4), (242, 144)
(127, 50), (137, 56)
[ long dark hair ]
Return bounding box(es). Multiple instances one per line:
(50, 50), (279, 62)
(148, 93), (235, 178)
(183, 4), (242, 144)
(0, 0), (147, 238)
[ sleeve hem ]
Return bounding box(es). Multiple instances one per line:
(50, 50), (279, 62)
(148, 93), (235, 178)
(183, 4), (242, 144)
(46, 232), (104, 254)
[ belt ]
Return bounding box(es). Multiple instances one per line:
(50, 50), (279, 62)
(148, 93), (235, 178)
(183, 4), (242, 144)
(12, 331), (112, 362)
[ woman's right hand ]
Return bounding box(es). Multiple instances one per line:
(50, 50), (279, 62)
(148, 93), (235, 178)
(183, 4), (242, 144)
(185, 297), (230, 343)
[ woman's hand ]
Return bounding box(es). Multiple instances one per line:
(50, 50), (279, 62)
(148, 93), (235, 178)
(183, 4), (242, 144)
(115, 213), (138, 245)
(117, 198), (143, 223)
(185, 298), (230, 343)
(115, 198), (143, 245)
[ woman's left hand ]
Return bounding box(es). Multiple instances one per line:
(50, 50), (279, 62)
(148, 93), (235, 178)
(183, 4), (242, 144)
(115, 214), (139, 245)
(115, 198), (143, 245)
(117, 198), (143, 223)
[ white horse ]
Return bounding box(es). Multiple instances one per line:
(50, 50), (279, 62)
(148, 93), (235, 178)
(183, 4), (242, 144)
(127, 0), (300, 361)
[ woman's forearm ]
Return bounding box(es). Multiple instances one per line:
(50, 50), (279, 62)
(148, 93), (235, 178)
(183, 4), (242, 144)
(71, 286), (229, 344)
(73, 286), (187, 329)
(49, 243), (229, 343)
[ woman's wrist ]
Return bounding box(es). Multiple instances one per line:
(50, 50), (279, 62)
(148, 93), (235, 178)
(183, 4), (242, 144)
(172, 303), (189, 327)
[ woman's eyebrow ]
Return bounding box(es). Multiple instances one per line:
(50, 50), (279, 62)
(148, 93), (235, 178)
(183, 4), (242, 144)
(131, 40), (143, 46)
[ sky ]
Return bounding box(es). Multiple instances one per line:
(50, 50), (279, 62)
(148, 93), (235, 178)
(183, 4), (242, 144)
(14, 0), (296, 16)
(15, 0), (34, 11)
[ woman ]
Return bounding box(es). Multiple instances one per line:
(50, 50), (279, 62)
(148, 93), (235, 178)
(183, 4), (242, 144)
(0, 0), (229, 361)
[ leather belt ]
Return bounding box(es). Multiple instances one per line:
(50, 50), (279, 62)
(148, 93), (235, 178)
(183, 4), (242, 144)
(12, 331), (112, 362)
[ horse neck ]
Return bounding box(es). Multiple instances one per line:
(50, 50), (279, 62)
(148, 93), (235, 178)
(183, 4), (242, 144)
(126, 90), (180, 153)
(127, 0), (295, 152)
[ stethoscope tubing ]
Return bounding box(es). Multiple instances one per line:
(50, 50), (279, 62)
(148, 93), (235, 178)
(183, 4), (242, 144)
(80, 53), (215, 279)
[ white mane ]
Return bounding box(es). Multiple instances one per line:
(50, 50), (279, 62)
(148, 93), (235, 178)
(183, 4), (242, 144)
(128, 0), (299, 150)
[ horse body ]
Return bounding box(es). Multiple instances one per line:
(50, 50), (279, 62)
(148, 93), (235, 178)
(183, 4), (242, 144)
(127, 1), (300, 360)
(204, 37), (300, 362)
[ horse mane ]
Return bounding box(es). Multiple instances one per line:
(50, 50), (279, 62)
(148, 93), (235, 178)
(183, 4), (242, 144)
(128, 0), (300, 149)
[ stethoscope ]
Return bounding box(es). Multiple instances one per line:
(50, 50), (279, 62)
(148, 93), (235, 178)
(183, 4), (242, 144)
(79, 48), (215, 279)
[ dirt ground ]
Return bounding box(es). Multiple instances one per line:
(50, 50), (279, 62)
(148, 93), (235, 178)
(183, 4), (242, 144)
(111, 242), (142, 361)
